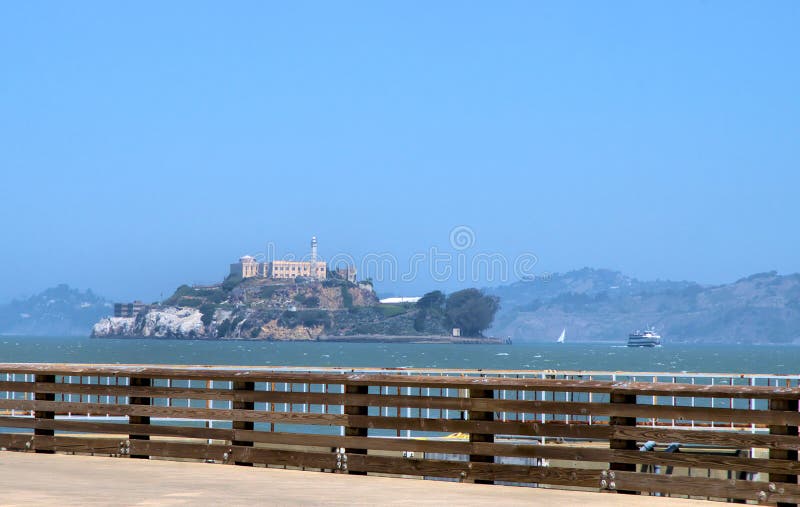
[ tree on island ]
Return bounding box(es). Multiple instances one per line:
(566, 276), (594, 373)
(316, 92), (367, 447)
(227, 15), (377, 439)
(444, 288), (499, 337)
(416, 290), (445, 311)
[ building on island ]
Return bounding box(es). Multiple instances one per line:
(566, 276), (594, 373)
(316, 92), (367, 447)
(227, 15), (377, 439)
(335, 265), (357, 283)
(230, 236), (332, 282)
(230, 255), (260, 279)
(114, 301), (149, 318)
(265, 259), (326, 279)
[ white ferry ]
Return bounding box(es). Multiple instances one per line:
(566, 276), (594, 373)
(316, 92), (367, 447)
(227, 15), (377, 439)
(627, 329), (662, 347)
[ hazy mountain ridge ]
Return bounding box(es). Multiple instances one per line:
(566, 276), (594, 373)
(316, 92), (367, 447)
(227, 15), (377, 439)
(0, 284), (112, 336)
(488, 269), (800, 344)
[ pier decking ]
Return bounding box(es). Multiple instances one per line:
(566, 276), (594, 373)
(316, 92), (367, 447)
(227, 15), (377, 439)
(0, 452), (711, 506)
(1, 364), (799, 504)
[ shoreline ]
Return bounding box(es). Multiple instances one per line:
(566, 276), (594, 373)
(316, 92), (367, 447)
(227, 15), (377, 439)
(90, 334), (511, 344)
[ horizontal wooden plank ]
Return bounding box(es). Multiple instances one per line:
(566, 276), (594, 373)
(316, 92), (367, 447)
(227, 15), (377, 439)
(611, 469), (800, 503)
(130, 439), (602, 486)
(27, 382), (237, 401)
(0, 400), (610, 438)
(129, 440), (338, 469)
(0, 434), (122, 454)
(347, 414), (612, 439)
(0, 381), (34, 392)
(612, 425), (800, 451)
(0, 433), (34, 450)
(0, 400), (347, 426)
(2, 364), (799, 398)
(346, 453), (601, 486)
(0, 416), (234, 441)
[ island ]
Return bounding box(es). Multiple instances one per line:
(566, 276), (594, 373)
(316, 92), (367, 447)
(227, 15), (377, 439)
(92, 238), (505, 344)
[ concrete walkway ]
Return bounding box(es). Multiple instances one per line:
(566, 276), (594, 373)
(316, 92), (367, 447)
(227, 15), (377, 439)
(0, 452), (712, 506)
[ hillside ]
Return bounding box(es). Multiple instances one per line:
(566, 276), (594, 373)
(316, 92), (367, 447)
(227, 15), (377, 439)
(489, 270), (800, 344)
(92, 276), (463, 340)
(0, 285), (112, 336)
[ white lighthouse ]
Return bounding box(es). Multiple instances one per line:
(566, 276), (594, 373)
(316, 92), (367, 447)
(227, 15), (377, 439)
(310, 236), (318, 266)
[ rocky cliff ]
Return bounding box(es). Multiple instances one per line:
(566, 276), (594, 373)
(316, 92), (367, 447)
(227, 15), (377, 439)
(93, 307), (206, 339)
(92, 277), (454, 340)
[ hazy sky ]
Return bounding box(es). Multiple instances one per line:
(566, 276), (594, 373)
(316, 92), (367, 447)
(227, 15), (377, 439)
(1, 2), (798, 302)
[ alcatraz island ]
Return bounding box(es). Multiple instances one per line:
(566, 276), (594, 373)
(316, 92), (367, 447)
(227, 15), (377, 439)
(92, 236), (506, 344)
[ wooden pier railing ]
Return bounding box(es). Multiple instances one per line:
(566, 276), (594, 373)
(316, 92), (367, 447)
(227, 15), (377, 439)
(1, 364), (799, 504)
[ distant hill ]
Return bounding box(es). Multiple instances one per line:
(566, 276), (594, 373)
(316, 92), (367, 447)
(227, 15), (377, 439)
(0, 284), (112, 336)
(488, 269), (800, 344)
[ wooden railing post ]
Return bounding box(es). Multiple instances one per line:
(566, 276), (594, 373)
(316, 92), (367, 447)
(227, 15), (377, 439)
(232, 381), (255, 466)
(34, 374), (56, 454)
(609, 391), (637, 494)
(770, 396), (799, 507)
(128, 376), (151, 459)
(468, 387), (495, 484)
(343, 383), (368, 475)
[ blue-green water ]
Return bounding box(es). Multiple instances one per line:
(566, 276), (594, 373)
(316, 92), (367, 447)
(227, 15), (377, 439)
(0, 336), (798, 374)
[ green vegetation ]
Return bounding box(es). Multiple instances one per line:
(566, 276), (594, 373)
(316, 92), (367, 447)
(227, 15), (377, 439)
(340, 286), (354, 309)
(377, 303), (409, 318)
(217, 319), (232, 337)
(163, 284), (227, 307)
(260, 286), (280, 299)
(413, 290), (447, 334)
(413, 311), (426, 332)
(294, 294), (320, 308)
(222, 274), (243, 291)
(417, 290), (445, 311)
(279, 310), (331, 329)
(444, 289), (499, 337)
(199, 304), (216, 327)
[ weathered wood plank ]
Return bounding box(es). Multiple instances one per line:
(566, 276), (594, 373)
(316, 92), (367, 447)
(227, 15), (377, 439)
(346, 414), (612, 439)
(0, 381), (34, 392)
(611, 470), (800, 504)
(611, 425), (800, 451)
(345, 454), (601, 487)
(770, 397), (799, 507)
(0, 400), (347, 426)
(129, 440), (338, 470)
(609, 392), (637, 494)
(232, 380), (255, 466)
(127, 438), (602, 487)
(34, 374), (56, 455)
(343, 384), (369, 475)
(0, 416), (233, 441)
(0, 434), (122, 454)
(2, 364), (799, 399)
(469, 386), (495, 484)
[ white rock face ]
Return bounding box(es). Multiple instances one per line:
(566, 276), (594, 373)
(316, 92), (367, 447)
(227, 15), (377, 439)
(92, 317), (136, 337)
(92, 307), (206, 338)
(140, 307), (205, 337)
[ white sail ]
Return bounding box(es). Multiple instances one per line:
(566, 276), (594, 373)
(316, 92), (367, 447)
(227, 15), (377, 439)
(557, 328), (566, 343)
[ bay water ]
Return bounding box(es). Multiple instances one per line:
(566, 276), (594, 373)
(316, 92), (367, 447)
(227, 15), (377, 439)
(0, 336), (797, 374)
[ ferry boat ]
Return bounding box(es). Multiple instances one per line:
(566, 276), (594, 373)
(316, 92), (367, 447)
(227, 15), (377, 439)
(627, 329), (662, 347)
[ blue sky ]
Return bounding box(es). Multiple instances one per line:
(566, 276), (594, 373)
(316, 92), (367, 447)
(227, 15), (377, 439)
(1, 1), (798, 302)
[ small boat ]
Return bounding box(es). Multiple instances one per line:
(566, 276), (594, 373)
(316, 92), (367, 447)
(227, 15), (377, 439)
(556, 328), (566, 344)
(627, 328), (661, 347)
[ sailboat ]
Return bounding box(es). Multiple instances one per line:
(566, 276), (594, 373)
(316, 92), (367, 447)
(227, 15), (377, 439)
(556, 328), (566, 344)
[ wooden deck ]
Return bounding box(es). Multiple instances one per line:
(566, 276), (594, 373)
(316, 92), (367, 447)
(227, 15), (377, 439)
(0, 452), (712, 506)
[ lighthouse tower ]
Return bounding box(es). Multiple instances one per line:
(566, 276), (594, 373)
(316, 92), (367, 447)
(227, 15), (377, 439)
(310, 236), (318, 266)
